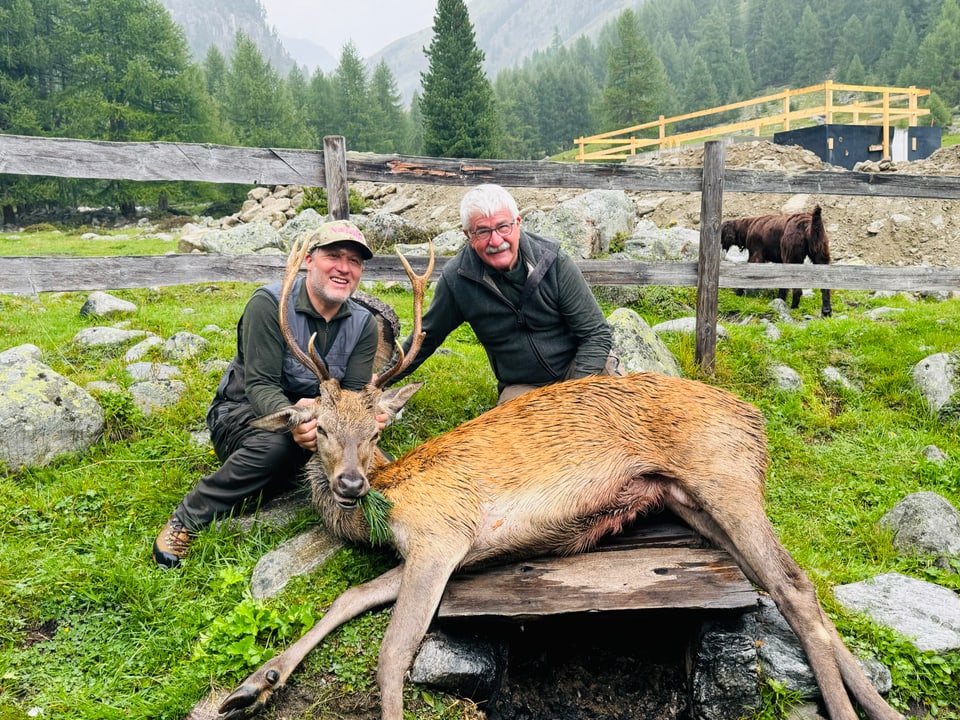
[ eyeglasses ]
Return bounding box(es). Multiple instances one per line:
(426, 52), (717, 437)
(469, 221), (516, 242)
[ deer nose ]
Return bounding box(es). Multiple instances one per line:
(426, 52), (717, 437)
(334, 470), (368, 499)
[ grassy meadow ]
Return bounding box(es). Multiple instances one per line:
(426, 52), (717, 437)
(0, 227), (958, 719)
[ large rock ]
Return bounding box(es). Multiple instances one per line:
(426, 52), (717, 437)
(72, 326), (150, 348)
(0, 344), (104, 469)
(877, 492), (960, 568)
(198, 220), (286, 255)
(607, 307), (681, 376)
(79, 291), (137, 318)
(912, 352), (959, 420)
(626, 220), (701, 261)
(834, 572), (960, 653)
(524, 189), (636, 258)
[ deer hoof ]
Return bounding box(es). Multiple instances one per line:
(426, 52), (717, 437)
(217, 683), (268, 718)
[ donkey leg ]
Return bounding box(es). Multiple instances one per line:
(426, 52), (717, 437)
(820, 288), (832, 316)
(216, 564), (404, 718)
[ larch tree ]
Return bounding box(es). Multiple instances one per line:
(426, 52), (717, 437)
(331, 41), (374, 151)
(369, 59), (410, 153)
(598, 8), (669, 132)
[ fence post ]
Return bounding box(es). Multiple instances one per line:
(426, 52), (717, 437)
(323, 135), (350, 220)
(695, 140), (725, 374)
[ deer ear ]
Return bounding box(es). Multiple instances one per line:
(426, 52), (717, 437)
(250, 406), (310, 432)
(378, 381), (422, 418)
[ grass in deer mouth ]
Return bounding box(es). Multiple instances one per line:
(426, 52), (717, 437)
(358, 489), (394, 546)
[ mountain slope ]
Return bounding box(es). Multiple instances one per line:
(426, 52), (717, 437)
(157, 0), (636, 104)
(158, 0), (295, 72)
(372, 0), (637, 103)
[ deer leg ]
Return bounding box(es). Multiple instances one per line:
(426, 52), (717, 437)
(377, 552), (464, 720)
(215, 564), (404, 719)
(668, 498), (899, 720)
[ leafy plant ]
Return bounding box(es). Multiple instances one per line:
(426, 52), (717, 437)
(297, 186), (368, 216)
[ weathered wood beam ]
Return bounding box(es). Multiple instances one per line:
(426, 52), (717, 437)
(2, 255), (957, 295)
(3, 134), (960, 199)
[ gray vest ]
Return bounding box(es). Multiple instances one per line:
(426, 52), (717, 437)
(213, 277), (370, 405)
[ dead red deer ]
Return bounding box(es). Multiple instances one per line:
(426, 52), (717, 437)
(721, 205), (833, 317)
(202, 237), (901, 720)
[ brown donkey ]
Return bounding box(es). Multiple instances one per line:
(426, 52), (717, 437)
(721, 205), (833, 317)
(205, 239), (901, 720)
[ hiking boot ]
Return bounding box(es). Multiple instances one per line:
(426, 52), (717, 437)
(153, 515), (194, 569)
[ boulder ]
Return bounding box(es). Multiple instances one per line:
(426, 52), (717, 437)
(0, 344), (104, 469)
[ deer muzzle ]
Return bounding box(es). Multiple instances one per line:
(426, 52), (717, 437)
(331, 470), (369, 508)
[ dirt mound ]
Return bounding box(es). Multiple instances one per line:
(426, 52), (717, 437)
(366, 140), (960, 268)
(628, 139), (828, 173)
(898, 144), (960, 175)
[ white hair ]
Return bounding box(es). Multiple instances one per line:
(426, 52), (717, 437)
(459, 184), (520, 230)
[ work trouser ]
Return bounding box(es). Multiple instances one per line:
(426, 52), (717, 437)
(496, 352), (626, 405)
(175, 400), (310, 532)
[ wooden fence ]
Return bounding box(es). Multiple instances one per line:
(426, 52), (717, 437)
(575, 81), (931, 162)
(1, 133), (959, 372)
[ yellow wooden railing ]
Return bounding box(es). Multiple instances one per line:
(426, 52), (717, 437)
(575, 81), (931, 162)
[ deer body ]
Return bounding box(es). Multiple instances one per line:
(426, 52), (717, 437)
(207, 241), (902, 720)
(367, 373), (765, 566)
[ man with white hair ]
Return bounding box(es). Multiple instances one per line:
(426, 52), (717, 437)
(391, 183), (620, 404)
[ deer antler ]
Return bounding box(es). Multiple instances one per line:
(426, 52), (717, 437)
(375, 243), (435, 389)
(279, 234), (330, 381)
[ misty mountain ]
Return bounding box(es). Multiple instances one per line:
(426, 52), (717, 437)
(374, 0), (637, 103)
(158, 0), (296, 73)
(158, 0), (637, 104)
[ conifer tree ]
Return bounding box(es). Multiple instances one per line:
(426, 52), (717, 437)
(598, 8), (669, 132)
(369, 60), (410, 153)
(420, 0), (498, 158)
(793, 5), (827, 86)
(915, 0), (960, 106)
(223, 32), (295, 147)
(332, 41), (374, 151)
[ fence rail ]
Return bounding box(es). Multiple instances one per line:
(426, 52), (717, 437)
(575, 81), (931, 162)
(1, 133), (958, 370)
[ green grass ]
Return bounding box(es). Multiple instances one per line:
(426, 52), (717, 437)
(0, 251), (959, 719)
(1, 226), (179, 256)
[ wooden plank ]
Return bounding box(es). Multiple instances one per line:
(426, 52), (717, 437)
(0, 134), (324, 185)
(4, 134), (960, 200)
(437, 534), (758, 618)
(696, 141), (725, 372)
(1, 255), (958, 295)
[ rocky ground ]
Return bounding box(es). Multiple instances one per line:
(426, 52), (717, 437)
(355, 140), (960, 268)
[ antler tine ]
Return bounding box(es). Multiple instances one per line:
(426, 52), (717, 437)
(280, 234), (330, 381)
(375, 243), (435, 389)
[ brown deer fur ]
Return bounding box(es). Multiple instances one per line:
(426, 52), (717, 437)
(206, 241), (900, 720)
(721, 205), (833, 317)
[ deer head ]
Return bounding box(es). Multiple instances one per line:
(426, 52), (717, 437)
(251, 233), (434, 508)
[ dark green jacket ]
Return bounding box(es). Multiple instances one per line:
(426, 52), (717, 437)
(393, 230), (611, 390)
(213, 279), (379, 417)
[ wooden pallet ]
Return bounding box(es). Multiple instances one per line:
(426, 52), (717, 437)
(437, 520), (758, 619)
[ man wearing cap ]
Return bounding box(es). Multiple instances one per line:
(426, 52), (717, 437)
(153, 220), (380, 568)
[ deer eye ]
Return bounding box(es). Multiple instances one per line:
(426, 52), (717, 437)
(315, 426), (328, 439)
